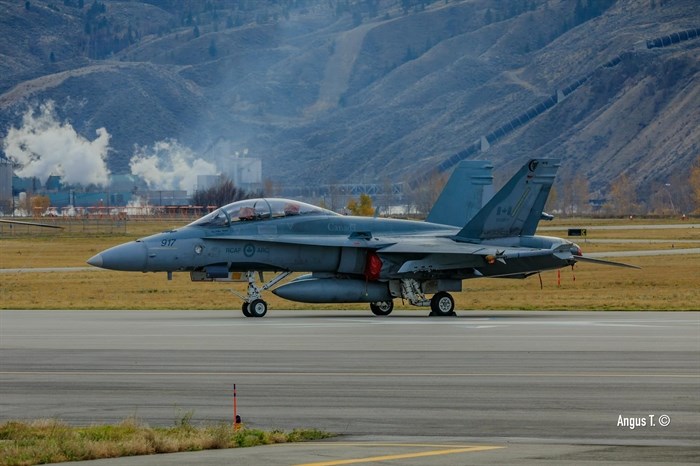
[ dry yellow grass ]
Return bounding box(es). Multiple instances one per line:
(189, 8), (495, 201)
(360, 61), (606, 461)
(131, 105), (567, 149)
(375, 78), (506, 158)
(1, 219), (699, 311)
(2, 255), (698, 310)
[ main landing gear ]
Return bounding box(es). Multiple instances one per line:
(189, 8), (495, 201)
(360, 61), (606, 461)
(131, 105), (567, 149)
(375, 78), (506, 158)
(235, 275), (456, 318)
(235, 271), (291, 318)
(368, 293), (456, 317)
(370, 301), (394, 316)
(429, 291), (456, 317)
(400, 279), (456, 317)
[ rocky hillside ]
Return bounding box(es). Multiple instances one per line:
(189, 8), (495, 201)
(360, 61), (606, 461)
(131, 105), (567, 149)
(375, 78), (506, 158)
(0, 0), (698, 208)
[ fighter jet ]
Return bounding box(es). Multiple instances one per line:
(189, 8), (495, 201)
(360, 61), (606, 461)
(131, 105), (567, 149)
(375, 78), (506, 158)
(88, 159), (637, 317)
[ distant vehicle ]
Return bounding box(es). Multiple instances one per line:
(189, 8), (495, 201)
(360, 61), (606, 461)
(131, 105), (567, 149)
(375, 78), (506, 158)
(88, 159), (637, 317)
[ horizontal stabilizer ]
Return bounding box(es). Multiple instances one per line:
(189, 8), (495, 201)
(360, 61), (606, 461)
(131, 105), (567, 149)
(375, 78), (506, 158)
(573, 255), (641, 269)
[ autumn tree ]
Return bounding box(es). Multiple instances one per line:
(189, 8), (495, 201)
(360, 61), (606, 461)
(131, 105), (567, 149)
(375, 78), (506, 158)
(379, 176), (399, 214)
(544, 185), (558, 214)
(409, 171), (449, 217)
(262, 178), (281, 198)
(690, 156), (700, 214)
(31, 195), (51, 217)
(346, 193), (375, 216)
(558, 175), (590, 216)
(649, 181), (679, 215)
(605, 173), (638, 216)
(322, 184), (344, 212)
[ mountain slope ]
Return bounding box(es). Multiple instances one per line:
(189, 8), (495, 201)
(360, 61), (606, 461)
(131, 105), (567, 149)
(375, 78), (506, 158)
(0, 0), (698, 208)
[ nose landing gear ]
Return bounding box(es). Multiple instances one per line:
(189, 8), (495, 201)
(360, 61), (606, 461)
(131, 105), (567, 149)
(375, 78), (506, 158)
(233, 271), (291, 318)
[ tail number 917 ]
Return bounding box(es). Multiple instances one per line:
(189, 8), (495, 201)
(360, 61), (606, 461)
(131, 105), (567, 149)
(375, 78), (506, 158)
(161, 239), (177, 247)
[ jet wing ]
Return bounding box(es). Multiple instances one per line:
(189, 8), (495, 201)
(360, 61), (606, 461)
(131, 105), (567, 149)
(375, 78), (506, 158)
(378, 239), (555, 273)
(377, 238), (491, 255)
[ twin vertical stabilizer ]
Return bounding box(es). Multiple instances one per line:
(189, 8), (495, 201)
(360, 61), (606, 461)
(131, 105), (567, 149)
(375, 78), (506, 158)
(426, 160), (494, 227)
(457, 159), (560, 240)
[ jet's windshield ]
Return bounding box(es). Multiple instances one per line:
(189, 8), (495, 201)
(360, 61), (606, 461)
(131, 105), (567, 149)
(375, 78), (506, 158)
(189, 198), (338, 228)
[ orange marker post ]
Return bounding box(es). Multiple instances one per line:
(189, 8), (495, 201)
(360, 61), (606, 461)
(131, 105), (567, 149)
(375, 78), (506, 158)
(233, 384), (241, 431)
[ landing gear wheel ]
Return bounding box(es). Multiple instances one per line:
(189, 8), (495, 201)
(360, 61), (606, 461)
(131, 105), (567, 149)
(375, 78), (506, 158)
(248, 299), (268, 318)
(430, 292), (455, 316)
(370, 301), (394, 316)
(242, 302), (252, 317)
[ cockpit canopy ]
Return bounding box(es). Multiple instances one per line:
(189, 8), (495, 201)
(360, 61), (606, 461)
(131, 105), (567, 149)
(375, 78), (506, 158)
(189, 198), (339, 228)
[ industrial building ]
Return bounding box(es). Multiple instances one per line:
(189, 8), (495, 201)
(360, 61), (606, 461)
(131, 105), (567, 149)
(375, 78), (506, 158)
(0, 153), (263, 215)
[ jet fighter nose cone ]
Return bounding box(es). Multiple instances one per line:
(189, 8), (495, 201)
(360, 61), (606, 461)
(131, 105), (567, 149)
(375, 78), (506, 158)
(88, 241), (148, 271)
(87, 254), (103, 268)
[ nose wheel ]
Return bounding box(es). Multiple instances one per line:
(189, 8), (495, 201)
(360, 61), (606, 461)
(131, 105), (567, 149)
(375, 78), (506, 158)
(247, 299), (268, 318)
(241, 300), (267, 317)
(233, 271), (290, 317)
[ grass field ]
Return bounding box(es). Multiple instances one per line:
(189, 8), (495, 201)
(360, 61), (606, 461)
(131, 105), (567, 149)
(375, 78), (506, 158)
(1, 218), (699, 311)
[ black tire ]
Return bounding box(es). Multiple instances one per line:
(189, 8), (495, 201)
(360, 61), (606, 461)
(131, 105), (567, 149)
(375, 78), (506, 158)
(370, 301), (394, 316)
(248, 299), (268, 318)
(430, 292), (455, 316)
(242, 302), (252, 317)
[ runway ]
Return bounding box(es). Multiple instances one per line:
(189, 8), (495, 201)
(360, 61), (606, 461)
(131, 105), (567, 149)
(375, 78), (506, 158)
(1, 310), (699, 465)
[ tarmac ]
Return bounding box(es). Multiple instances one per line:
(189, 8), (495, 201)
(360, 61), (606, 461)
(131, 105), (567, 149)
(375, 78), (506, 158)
(1, 310), (698, 465)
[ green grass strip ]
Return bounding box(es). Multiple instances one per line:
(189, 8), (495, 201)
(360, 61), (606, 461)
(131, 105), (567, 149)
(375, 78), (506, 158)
(0, 418), (333, 466)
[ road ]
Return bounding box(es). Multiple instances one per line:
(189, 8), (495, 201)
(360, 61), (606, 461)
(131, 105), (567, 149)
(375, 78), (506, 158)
(1, 310), (698, 465)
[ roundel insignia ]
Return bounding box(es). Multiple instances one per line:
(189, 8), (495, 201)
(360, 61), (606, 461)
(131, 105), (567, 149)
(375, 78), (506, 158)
(528, 160), (539, 172)
(243, 243), (256, 257)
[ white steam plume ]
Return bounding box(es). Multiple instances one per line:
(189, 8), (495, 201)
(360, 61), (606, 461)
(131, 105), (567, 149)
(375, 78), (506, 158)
(3, 101), (111, 186)
(130, 140), (217, 193)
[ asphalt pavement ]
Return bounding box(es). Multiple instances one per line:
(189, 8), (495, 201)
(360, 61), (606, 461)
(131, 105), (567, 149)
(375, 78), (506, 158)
(1, 310), (698, 465)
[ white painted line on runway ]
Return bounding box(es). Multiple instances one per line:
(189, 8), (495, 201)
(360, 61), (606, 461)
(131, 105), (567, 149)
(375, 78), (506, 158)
(0, 267), (103, 273)
(2, 333), (697, 341)
(2, 370), (698, 378)
(586, 248), (700, 257)
(539, 223), (700, 231)
(583, 239), (700, 243)
(167, 318), (697, 329)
